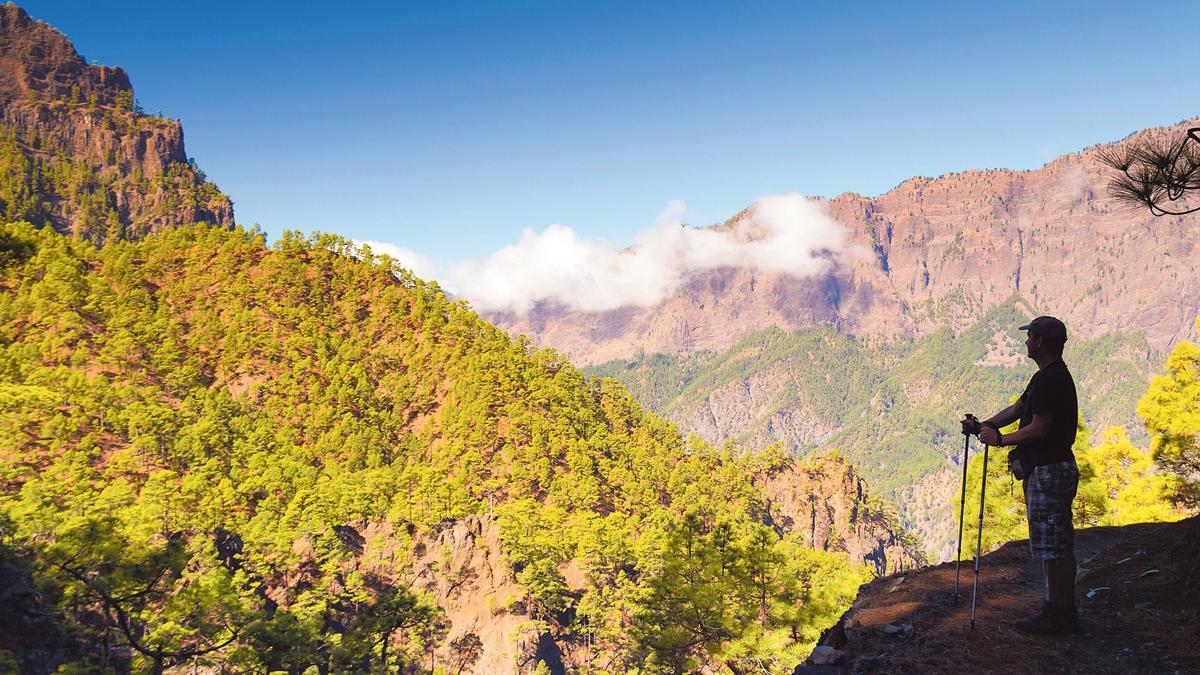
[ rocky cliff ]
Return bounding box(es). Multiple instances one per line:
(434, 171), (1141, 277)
(311, 464), (923, 675)
(0, 4), (232, 240)
(491, 118), (1200, 363)
(759, 453), (924, 577)
(360, 455), (921, 675)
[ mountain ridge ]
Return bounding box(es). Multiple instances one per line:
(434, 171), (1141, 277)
(490, 116), (1200, 364)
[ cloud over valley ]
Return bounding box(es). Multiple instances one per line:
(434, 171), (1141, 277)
(358, 193), (850, 314)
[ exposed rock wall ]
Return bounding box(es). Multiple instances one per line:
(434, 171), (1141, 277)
(274, 517), (543, 675)
(0, 6), (130, 106)
(407, 516), (538, 674)
(0, 4), (233, 240)
(829, 121), (1199, 350)
(284, 488), (918, 675)
(492, 118), (1200, 361)
(759, 455), (925, 575)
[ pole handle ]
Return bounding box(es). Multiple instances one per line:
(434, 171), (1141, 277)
(963, 413), (980, 436)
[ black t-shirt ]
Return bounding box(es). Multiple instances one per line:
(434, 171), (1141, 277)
(1015, 359), (1078, 468)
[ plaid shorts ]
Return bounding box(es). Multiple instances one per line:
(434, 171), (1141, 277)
(1022, 460), (1080, 560)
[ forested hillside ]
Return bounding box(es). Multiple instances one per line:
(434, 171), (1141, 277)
(587, 303), (1160, 559)
(0, 221), (919, 673)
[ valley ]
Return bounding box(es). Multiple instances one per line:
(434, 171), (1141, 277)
(0, 4), (1195, 673)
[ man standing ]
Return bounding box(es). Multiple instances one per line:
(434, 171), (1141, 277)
(962, 315), (1080, 635)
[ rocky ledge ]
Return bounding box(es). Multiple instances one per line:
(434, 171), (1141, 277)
(796, 517), (1200, 674)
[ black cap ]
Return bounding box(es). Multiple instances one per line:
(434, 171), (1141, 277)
(1019, 315), (1067, 344)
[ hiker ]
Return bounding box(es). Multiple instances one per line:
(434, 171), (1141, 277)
(961, 315), (1080, 635)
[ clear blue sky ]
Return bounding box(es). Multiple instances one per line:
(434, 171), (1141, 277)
(19, 1), (1200, 259)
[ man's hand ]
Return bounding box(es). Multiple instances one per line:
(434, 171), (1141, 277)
(979, 424), (1002, 446)
(960, 414), (981, 436)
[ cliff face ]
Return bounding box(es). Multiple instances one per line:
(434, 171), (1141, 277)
(384, 516), (542, 675)
(759, 454), (924, 576)
(492, 119), (1200, 362)
(0, 4), (232, 239)
(827, 120), (1198, 350)
(332, 471), (922, 675)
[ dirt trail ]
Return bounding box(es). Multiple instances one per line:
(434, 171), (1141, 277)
(802, 518), (1200, 674)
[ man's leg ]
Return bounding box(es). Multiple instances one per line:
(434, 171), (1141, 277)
(1047, 553), (1076, 608)
(1015, 462), (1079, 634)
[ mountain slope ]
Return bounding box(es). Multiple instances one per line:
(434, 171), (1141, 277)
(0, 221), (923, 673)
(586, 300), (1163, 559)
(0, 7), (929, 670)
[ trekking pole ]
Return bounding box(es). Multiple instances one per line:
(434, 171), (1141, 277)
(970, 438), (991, 629)
(954, 415), (976, 603)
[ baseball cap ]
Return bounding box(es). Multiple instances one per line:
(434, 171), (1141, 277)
(1019, 315), (1067, 344)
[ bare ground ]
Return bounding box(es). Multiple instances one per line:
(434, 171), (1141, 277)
(803, 517), (1200, 674)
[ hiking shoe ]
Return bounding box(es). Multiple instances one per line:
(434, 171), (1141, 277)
(1014, 603), (1079, 636)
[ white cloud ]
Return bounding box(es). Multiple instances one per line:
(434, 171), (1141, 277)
(356, 193), (850, 313)
(353, 240), (442, 282)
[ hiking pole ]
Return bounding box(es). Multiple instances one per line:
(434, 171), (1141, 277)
(954, 414), (976, 603)
(970, 437), (991, 629)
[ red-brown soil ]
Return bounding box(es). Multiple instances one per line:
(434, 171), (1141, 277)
(805, 517), (1200, 674)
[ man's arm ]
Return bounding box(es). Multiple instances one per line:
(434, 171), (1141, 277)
(985, 401), (1023, 429)
(980, 413), (1053, 446)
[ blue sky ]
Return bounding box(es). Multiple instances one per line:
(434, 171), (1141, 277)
(19, 1), (1200, 260)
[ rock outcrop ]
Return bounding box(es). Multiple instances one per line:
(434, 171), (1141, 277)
(274, 492), (919, 675)
(407, 516), (544, 675)
(266, 517), (545, 675)
(491, 118), (1200, 362)
(0, 4), (232, 240)
(759, 454), (925, 575)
